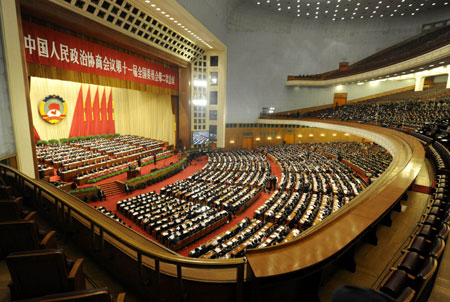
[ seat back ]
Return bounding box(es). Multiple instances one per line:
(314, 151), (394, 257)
(0, 220), (40, 258)
(7, 249), (70, 299)
(0, 185), (14, 199)
(0, 197), (24, 221)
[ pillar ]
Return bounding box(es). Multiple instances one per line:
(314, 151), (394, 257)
(414, 77), (425, 92)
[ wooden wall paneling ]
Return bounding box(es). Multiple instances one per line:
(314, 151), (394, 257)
(225, 126), (364, 149)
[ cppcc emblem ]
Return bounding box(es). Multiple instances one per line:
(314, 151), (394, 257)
(39, 95), (67, 124)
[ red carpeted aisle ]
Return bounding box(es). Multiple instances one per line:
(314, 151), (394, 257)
(88, 155), (283, 257)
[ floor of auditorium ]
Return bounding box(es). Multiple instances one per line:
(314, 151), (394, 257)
(0, 159), (436, 301)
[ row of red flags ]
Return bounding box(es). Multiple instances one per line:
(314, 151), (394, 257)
(68, 86), (116, 137)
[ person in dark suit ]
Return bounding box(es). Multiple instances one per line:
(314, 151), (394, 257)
(124, 183), (131, 194)
(137, 156), (142, 167)
(97, 189), (106, 201)
(153, 154), (157, 166)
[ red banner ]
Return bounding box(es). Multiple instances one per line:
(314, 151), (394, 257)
(22, 21), (178, 90)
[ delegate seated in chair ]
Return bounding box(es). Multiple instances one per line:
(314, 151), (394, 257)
(6, 249), (85, 300)
(0, 220), (57, 259)
(0, 197), (36, 222)
(15, 287), (126, 302)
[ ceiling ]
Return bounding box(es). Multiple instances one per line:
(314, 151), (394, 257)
(246, 0), (449, 21)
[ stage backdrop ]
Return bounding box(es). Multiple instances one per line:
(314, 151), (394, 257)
(30, 77), (175, 145)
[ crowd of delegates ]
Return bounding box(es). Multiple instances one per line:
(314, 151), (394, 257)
(313, 94), (450, 130)
(305, 142), (393, 182)
(189, 144), (376, 259)
(116, 192), (228, 250)
(116, 150), (270, 250)
(162, 150), (270, 214)
(95, 206), (129, 227)
(36, 135), (165, 183)
(114, 143), (389, 257)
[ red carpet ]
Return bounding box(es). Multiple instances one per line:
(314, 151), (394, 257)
(411, 184), (432, 194)
(88, 155), (283, 257)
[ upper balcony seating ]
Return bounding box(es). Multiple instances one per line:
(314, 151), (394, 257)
(289, 25), (450, 81)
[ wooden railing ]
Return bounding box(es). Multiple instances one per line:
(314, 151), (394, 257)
(0, 164), (247, 302)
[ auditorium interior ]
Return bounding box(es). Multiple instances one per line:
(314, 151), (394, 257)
(2, 0), (450, 301)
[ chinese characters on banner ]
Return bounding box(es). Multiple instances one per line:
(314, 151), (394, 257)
(22, 21), (178, 90)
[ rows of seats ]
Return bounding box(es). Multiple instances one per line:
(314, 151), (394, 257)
(289, 25), (450, 80)
(0, 181), (126, 301)
(189, 144), (373, 259)
(189, 218), (296, 259)
(37, 135), (165, 183)
(116, 192), (228, 250)
(161, 150), (268, 214)
(95, 206), (130, 227)
(306, 142), (392, 180)
(379, 171), (450, 301)
(311, 92), (450, 131)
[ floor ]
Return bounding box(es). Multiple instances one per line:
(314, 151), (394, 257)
(318, 159), (433, 301)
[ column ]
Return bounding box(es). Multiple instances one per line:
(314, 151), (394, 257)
(447, 73), (450, 89)
(414, 76), (425, 92)
(0, 0), (36, 177)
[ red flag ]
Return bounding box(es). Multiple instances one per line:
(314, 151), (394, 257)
(107, 89), (115, 134)
(100, 88), (108, 134)
(84, 86), (92, 136)
(33, 125), (41, 142)
(92, 88), (100, 135)
(69, 86), (84, 138)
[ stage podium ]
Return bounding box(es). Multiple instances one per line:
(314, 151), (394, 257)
(127, 167), (141, 179)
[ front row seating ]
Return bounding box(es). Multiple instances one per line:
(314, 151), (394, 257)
(0, 220), (57, 259)
(15, 287), (126, 302)
(7, 249), (85, 300)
